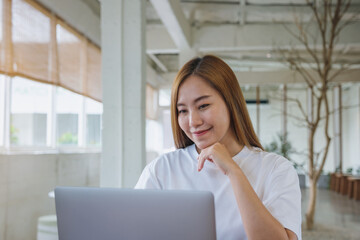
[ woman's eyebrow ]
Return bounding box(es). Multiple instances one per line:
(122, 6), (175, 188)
(177, 95), (211, 107)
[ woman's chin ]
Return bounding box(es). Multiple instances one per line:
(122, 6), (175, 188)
(194, 141), (214, 151)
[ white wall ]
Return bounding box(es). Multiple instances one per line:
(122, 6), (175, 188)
(275, 87), (337, 174)
(254, 85), (360, 175)
(239, 85), (351, 175)
(0, 152), (101, 240)
(147, 84), (360, 176)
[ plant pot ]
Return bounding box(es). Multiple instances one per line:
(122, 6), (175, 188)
(317, 174), (330, 189)
(298, 174), (306, 188)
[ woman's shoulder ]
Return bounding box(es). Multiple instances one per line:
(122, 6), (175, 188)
(158, 145), (195, 160)
(246, 147), (295, 172)
(244, 148), (298, 188)
(147, 145), (196, 169)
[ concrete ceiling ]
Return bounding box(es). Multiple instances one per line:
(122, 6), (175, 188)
(81, 0), (100, 17)
(145, 0), (360, 87)
(38, 0), (360, 87)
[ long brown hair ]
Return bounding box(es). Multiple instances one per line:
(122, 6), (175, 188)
(171, 55), (263, 150)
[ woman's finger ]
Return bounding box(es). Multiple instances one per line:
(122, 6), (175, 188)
(197, 150), (211, 171)
(197, 154), (206, 171)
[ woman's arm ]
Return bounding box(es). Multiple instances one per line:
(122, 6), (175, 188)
(197, 143), (298, 240)
(227, 166), (297, 240)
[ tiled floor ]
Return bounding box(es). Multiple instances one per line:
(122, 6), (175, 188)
(301, 188), (360, 240)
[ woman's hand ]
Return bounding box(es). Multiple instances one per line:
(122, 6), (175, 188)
(199, 143), (296, 240)
(197, 143), (239, 175)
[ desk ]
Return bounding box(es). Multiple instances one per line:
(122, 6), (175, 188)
(334, 173), (343, 193)
(330, 173), (337, 191)
(340, 175), (352, 195)
(348, 177), (360, 201)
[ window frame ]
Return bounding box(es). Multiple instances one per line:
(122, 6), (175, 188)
(0, 76), (102, 154)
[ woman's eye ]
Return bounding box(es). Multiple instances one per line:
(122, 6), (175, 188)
(199, 104), (209, 110)
(178, 109), (187, 114)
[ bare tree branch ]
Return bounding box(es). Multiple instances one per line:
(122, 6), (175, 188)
(320, 103), (360, 121)
(275, 0), (358, 229)
(281, 22), (322, 71)
(316, 92), (331, 180)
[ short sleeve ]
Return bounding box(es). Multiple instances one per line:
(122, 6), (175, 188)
(134, 162), (162, 189)
(263, 160), (302, 240)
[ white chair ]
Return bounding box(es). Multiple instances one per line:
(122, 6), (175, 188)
(37, 215), (58, 240)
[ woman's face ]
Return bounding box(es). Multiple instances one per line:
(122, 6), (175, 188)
(177, 75), (236, 150)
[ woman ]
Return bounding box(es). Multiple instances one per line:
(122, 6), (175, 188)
(136, 55), (301, 240)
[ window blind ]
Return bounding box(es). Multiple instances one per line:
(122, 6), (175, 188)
(0, 0), (3, 72)
(12, 0), (51, 83)
(0, 0), (102, 102)
(86, 42), (102, 101)
(57, 22), (82, 95)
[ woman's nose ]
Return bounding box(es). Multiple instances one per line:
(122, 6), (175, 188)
(189, 111), (202, 127)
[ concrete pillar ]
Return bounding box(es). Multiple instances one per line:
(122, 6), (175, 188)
(256, 85), (260, 138)
(100, 0), (146, 188)
(333, 85), (342, 172)
(282, 84), (287, 139)
(307, 87), (313, 123)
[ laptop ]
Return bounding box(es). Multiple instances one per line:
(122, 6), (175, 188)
(55, 187), (216, 240)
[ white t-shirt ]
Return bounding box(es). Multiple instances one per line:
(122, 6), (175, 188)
(135, 144), (302, 240)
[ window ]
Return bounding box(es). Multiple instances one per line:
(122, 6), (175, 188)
(0, 0), (3, 46)
(12, 0), (51, 81)
(0, 75), (5, 146)
(242, 86), (280, 144)
(10, 77), (51, 146)
(258, 87), (281, 146)
(146, 84), (158, 120)
(85, 98), (102, 146)
(286, 86), (308, 164)
(0, 0), (102, 152)
(161, 109), (174, 151)
(56, 23), (82, 93)
(159, 88), (171, 107)
(3, 79), (103, 150)
(56, 87), (82, 146)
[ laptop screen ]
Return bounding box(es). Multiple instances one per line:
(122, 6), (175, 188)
(55, 187), (216, 240)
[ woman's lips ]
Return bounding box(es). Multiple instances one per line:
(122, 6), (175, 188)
(193, 128), (211, 137)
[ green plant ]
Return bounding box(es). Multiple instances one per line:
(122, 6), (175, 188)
(265, 132), (304, 171)
(356, 166), (360, 176)
(346, 167), (353, 175)
(58, 132), (78, 145)
(10, 125), (19, 144)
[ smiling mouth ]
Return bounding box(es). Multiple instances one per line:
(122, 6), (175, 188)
(192, 128), (212, 136)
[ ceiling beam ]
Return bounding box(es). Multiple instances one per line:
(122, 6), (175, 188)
(194, 23), (360, 51)
(146, 22), (360, 54)
(148, 53), (169, 73)
(159, 68), (360, 87)
(150, 0), (192, 49)
(240, 0), (246, 25)
(36, 0), (101, 46)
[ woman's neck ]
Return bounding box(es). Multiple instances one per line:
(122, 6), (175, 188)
(224, 141), (244, 157)
(195, 141), (244, 157)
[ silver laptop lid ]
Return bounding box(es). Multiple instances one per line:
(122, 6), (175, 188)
(55, 187), (216, 240)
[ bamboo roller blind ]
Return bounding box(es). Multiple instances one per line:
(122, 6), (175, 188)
(0, 0), (102, 102)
